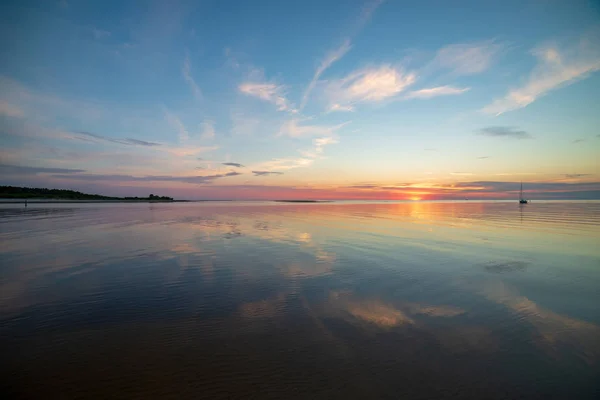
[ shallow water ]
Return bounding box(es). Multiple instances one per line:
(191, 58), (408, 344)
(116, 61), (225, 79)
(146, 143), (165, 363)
(1, 201), (599, 399)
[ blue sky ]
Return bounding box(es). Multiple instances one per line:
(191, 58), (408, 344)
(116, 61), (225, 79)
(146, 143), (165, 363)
(1, 0), (599, 199)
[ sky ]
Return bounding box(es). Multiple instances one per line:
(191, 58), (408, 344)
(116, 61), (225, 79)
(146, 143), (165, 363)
(1, 0), (600, 200)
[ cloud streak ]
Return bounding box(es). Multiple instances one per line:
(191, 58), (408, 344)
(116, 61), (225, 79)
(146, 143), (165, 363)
(434, 40), (503, 75)
(164, 110), (189, 143)
(252, 171), (284, 176)
(564, 173), (591, 179)
(50, 171), (242, 185)
(278, 119), (348, 138)
(450, 172), (474, 176)
(0, 100), (24, 118)
(477, 126), (532, 139)
(300, 0), (385, 111)
(182, 53), (202, 100)
(0, 164), (86, 174)
(328, 103), (355, 112)
(356, 0), (386, 28)
(73, 131), (161, 147)
(406, 85), (470, 99)
(483, 35), (600, 115)
(327, 65), (416, 110)
(223, 162), (244, 168)
(91, 27), (110, 39)
(301, 39), (352, 110)
(255, 134), (339, 174)
(200, 120), (215, 139)
(239, 82), (295, 113)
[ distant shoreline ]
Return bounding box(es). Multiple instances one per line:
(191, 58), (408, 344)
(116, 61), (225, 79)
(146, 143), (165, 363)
(0, 186), (178, 202)
(0, 199), (332, 204)
(0, 199), (190, 204)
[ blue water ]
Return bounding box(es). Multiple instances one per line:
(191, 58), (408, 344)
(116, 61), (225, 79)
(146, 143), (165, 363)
(1, 201), (599, 399)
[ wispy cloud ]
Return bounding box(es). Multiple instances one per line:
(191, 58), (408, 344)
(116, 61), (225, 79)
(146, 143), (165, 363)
(300, 137), (339, 158)
(326, 65), (416, 110)
(182, 53), (202, 100)
(478, 126), (532, 139)
(223, 162), (244, 168)
(301, 0), (385, 111)
(223, 47), (241, 69)
(229, 111), (262, 136)
(0, 145), (160, 174)
(0, 164), (86, 174)
(239, 82), (295, 113)
(494, 173), (538, 176)
(301, 39), (352, 110)
(73, 131), (161, 146)
(346, 184), (380, 189)
(0, 100), (24, 118)
(356, 0), (386, 28)
(252, 156), (314, 172)
(434, 40), (503, 75)
(313, 137), (338, 155)
(163, 145), (218, 158)
(125, 138), (161, 146)
(483, 34), (600, 115)
(9, 120), (216, 166)
(278, 119), (348, 138)
(314, 136), (338, 152)
(328, 103), (355, 112)
(200, 120), (215, 139)
(572, 138), (585, 144)
(252, 171), (284, 176)
(477, 156), (490, 159)
(564, 173), (591, 179)
(0, 79), (223, 181)
(406, 85), (470, 99)
(91, 27), (110, 39)
(0, 77), (103, 122)
(51, 171), (242, 185)
(450, 172), (474, 176)
(164, 109), (189, 142)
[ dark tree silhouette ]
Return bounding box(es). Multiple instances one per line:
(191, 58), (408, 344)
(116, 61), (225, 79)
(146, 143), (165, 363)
(0, 186), (174, 201)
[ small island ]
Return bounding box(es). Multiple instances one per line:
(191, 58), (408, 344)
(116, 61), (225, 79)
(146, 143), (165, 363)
(274, 200), (332, 203)
(0, 186), (179, 202)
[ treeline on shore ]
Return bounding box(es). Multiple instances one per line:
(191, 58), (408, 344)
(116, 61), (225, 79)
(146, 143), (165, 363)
(0, 186), (174, 201)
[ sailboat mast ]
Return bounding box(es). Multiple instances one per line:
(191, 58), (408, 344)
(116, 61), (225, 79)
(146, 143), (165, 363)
(519, 181), (528, 203)
(520, 181), (523, 199)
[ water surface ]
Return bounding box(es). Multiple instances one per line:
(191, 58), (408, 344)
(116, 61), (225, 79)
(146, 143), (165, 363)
(1, 201), (599, 399)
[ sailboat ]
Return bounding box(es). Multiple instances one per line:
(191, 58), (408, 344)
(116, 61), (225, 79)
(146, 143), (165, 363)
(519, 181), (528, 204)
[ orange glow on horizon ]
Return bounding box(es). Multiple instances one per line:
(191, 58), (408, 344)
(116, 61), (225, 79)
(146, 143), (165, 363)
(155, 184), (526, 201)
(88, 177), (597, 201)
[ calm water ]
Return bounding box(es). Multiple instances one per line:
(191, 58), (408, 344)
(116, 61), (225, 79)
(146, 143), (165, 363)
(1, 201), (599, 399)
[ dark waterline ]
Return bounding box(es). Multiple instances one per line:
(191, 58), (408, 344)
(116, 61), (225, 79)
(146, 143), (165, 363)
(1, 201), (599, 399)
